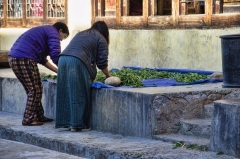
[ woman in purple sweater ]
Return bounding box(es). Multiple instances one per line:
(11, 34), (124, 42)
(8, 22), (69, 126)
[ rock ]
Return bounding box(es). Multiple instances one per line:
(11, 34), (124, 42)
(104, 76), (121, 86)
(209, 72), (223, 80)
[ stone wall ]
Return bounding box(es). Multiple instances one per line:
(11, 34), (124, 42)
(2, 77), (240, 138)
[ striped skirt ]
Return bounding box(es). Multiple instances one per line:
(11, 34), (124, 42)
(55, 55), (91, 129)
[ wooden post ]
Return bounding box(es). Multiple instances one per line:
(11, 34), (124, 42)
(3, 0), (6, 27)
(122, 0), (128, 16)
(43, 0), (47, 23)
(172, 0), (179, 26)
(149, 0), (155, 16)
(143, 0), (148, 27)
(116, 0), (120, 27)
(22, 0), (26, 27)
(205, 0), (212, 26)
(91, 0), (97, 24)
(65, 0), (68, 24)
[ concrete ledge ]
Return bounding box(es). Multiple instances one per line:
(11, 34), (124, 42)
(210, 99), (240, 158)
(2, 77), (240, 139)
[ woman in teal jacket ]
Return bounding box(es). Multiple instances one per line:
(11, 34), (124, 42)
(55, 21), (111, 132)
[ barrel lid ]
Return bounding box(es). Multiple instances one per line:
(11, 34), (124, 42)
(220, 34), (240, 39)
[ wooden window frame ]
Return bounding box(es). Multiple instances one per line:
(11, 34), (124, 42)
(0, 0), (68, 28)
(92, 0), (240, 29)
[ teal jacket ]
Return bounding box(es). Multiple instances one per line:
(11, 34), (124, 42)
(60, 29), (109, 81)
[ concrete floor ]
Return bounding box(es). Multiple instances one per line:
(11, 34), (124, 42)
(0, 139), (86, 159)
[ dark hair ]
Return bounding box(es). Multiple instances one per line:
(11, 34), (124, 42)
(53, 22), (69, 37)
(89, 21), (109, 45)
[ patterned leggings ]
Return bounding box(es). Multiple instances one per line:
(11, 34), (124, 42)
(8, 56), (44, 123)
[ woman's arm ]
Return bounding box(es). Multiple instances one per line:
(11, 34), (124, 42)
(101, 67), (111, 78)
(44, 61), (58, 73)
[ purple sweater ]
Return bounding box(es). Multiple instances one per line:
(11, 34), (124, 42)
(8, 25), (61, 66)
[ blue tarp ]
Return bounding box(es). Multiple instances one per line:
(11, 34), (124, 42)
(91, 66), (223, 88)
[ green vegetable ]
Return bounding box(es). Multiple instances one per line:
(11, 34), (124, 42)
(95, 68), (210, 87)
(41, 74), (57, 80)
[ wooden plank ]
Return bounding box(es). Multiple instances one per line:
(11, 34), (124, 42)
(122, 0), (129, 16)
(143, 0), (148, 27)
(116, 0), (121, 27)
(22, 0), (26, 27)
(3, 0), (6, 27)
(91, 0), (97, 24)
(43, 0), (47, 22)
(149, 0), (155, 16)
(172, 0), (179, 26)
(205, 0), (212, 25)
(65, 0), (68, 25)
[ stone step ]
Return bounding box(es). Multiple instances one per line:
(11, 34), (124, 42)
(202, 104), (214, 119)
(179, 118), (212, 139)
(153, 133), (209, 149)
(0, 111), (236, 159)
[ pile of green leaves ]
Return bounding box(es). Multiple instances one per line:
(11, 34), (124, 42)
(172, 141), (208, 151)
(94, 68), (210, 87)
(41, 74), (57, 80)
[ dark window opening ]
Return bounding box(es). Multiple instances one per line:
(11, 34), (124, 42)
(129, 0), (142, 16)
(157, 0), (172, 15)
(180, 0), (205, 15)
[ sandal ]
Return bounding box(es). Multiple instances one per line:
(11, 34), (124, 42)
(40, 116), (53, 122)
(71, 127), (91, 132)
(22, 121), (43, 126)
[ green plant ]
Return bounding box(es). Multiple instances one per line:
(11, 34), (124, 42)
(172, 141), (208, 151)
(41, 74), (57, 80)
(172, 141), (185, 149)
(95, 68), (210, 87)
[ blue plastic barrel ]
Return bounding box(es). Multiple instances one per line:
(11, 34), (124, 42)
(220, 34), (240, 88)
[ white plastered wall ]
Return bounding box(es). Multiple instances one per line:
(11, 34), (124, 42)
(0, 1), (239, 72)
